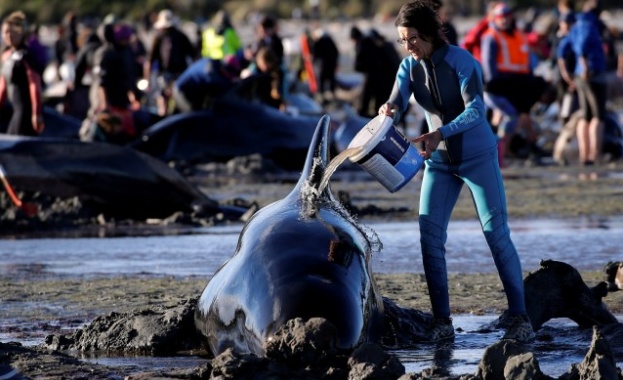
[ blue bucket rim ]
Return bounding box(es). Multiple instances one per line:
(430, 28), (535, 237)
(347, 114), (395, 162)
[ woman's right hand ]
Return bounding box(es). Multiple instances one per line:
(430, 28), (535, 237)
(378, 102), (398, 117)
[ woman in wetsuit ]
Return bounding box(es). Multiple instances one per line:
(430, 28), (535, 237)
(0, 11), (44, 136)
(378, 0), (534, 342)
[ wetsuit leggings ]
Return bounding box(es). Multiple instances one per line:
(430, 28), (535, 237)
(418, 146), (527, 319)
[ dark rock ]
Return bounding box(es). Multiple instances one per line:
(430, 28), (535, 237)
(0, 341), (121, 379)
(576, 326), (622, 380)
(503, 352), (552, 379)
(210, 348), (269, 379)
(207, 317), (406, 380)
(381, 296), (433, 347)
(347, 342), (405, 379)
(523, 260), (618, 330)
(43, 298), (201, 355)
(476, 339), (530, 380)
(264, 318), (339, 366)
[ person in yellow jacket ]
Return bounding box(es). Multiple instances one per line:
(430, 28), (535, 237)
(202, 10), (242, 60)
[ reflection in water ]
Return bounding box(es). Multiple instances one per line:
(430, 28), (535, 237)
(392, 316), (623, 377)
(368, 217), (623, 274)
(1, 218), (622, 278)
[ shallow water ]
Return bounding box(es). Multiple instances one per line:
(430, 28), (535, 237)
(392, 315), (604, 377)
(70, 316), (608, 378)
(1, 217), (622, 278)
(1, 217), (622, 376)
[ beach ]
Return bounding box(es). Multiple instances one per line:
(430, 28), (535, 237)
(2, 5), (623, 377)
(2, 161), (623, 379)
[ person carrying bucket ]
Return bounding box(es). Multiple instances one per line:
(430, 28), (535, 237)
(378, 0), (534, 343)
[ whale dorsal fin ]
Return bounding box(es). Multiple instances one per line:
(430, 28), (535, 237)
(293, 114), (332, 197)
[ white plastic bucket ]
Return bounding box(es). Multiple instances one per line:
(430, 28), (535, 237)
(347, 115), (423, 193)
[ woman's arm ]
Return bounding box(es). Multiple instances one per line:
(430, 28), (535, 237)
(383, 57), (413, 122)
(0, 76), (6, 108)
(25, 61), (44, 134)
(437, 48), (488, 139)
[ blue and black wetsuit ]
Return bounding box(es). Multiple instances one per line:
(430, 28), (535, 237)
(387, 44), (527, 319)
(0, 46), (44, 136)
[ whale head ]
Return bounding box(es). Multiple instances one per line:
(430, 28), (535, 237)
(195, 114), (384, 356)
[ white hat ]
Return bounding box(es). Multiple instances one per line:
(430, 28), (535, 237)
(154, 9), (175, 29)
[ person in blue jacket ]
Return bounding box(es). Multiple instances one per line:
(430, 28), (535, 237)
(568, 0), (607, 165)
(172, 49), (249, 112)
(378, 0), (534, 343)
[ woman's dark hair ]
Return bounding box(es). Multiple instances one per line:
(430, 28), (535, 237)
(3, 11), (28, 33)
(394, 0), (448, 46)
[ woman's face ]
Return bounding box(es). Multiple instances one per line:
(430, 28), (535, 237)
(396, 26), (433, 60)
(1, 23), (24, 48)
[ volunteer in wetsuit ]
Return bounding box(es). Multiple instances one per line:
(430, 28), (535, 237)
(0, 11), (44, 136)
(378, 0), (534, 342)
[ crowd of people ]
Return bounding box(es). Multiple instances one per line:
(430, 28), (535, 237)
(459, 0), (623, 167)
(0, 8), (320, 143)
(0, 3), (622, 164)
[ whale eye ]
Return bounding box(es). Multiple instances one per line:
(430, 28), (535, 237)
(328, 240), (353, 266)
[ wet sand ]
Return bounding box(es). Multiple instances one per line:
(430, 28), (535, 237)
(3, 270), (621, 329)
(1, 162), (623, 378)
(3, 164), (623, 315)
(196, 158), (623, 221)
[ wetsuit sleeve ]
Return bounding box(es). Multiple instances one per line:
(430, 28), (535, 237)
(0, 53), (7, 107)
(0, 75), (6, 107)
(25, 61), (44, 134)
(437, 48), (489, 139)
(387, 57), (413, 123)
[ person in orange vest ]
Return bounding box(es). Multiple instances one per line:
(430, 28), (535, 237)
(481, 2), (548, 166)
(461, 1), (499, 62)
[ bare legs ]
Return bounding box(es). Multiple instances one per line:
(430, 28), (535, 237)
(576, 116), (603, 164)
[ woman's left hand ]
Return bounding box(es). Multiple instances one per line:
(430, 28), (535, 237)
(32, 114), (44, 135)
(411, 130), (442, 159)
(378, 102), (399, 117)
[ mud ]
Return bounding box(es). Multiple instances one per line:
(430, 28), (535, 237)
(2, 156), (623, 238)
(2, 161), (623, 379)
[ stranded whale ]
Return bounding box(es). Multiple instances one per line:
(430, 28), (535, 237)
(0, 135), (227, 220)
(194, 114), (385, 356)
